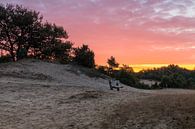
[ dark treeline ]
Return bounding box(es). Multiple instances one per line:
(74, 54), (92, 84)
(97, 57), (195, 89)
(137, 65), (195, 89)
(1, 4), (195, 89)
(0, 4), (95, 68)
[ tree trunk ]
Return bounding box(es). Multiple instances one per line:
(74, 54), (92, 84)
(16, 45), (21, 61)
(16, 45), (29, 61)
(10, 43), (15, 61)
(10, 50), (15, 62)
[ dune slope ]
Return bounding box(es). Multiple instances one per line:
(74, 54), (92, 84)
(0, 59), (195, 129)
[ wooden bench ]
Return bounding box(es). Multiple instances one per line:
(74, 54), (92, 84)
(109, 80), (122, 91)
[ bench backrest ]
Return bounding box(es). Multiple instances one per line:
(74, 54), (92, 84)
(109, 80), (120, 87)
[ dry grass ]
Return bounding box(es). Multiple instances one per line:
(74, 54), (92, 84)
(101, 94), (195, 129)
(69, 91), (103, 100)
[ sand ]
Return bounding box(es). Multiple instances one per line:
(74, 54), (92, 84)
(1, 59), (195, 129)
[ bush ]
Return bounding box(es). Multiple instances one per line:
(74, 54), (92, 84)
(53, 41), (73, 64)
(151, 82), (162, 89)
(135, 83), (151, 89)
(0, 55), (12, 63)
(97, 66), (108, 75)
(160, 73), (189, 88)
(113, 69), (138, 86)
(73, 44), (95, 68)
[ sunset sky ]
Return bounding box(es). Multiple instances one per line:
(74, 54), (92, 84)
(1, 0), (195, 70)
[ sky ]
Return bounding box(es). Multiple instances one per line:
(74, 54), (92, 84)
(1, 0), (195, 70)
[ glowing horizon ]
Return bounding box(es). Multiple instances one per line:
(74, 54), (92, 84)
(1, 0), (195, 66)
(128, 64), (195, 72)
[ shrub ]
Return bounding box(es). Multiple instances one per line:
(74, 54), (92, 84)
(160, 73), (188, 88)
(97, 66), (108, 75)
(53, 41), (73, 64)
(0, 55), (12, 63)
(73, 44), (95, 68)
(113, 69), (138, 86)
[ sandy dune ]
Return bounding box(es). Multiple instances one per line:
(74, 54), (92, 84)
(1, 59), (195, 129)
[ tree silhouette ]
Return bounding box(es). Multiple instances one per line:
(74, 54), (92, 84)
(121, 64), (134, 73)
(107, 56), (119, 68)
(0, 4), (69, 62)
(53, 41), (73, 63)
(73, 44), (95, 68)
(0, 4), (43, 61)
(32, 22), (68, 60)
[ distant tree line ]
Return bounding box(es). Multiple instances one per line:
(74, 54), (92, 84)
(137, 65), (195, 89)
(0, 4), (95, 68)
(97, 57), (195, 89)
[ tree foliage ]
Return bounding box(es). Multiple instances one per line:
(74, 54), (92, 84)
(0, 4), (43, 61)
(113, 69), (138, 86)
(161, 73), (190, 88)
(107, 56), (119, 68)
(138, 64), (195, 88)
(73, 44), (95, 68)
(32, 22), (69, 60)
(53, 41), (73, 63)
(0, 4), (75, 64)
(0, 54), (12, 63)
